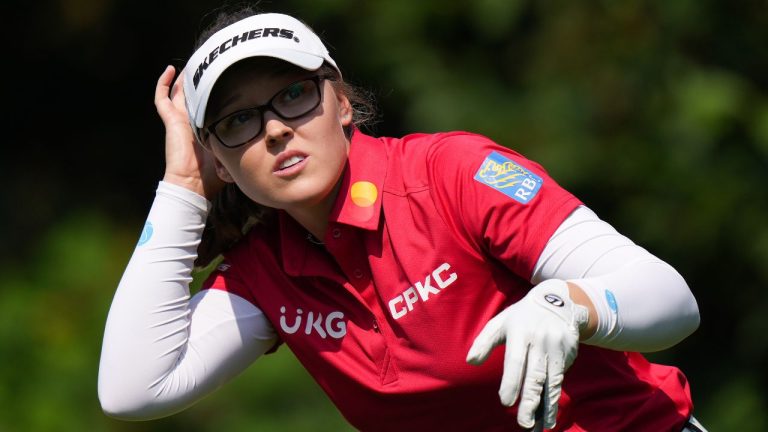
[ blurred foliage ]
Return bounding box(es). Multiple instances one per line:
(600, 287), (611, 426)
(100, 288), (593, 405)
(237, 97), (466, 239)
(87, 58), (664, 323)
(0, 213), (351, 432)
(2, 0), (767, 430)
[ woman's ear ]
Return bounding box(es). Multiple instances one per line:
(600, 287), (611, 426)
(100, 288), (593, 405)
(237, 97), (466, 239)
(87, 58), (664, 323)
(213, 156), (235, 183)
(338, 93), (353, 127)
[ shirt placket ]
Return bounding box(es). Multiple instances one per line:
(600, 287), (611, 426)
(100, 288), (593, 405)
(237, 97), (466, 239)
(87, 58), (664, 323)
(324, 222), (399, 385)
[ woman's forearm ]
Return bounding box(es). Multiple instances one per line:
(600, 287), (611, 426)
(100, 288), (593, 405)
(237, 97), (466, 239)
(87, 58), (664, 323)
(534, 206), (700, 352)
(98, 181), (276, 419)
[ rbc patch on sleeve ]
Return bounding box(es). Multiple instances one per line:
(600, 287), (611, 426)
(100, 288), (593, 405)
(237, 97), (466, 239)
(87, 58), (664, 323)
(474, 151), (543, 204)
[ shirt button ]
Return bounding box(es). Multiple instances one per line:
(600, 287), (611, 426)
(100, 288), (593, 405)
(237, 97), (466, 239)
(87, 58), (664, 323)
(353, 269), (364, 279)
(332, 228), (341, 239)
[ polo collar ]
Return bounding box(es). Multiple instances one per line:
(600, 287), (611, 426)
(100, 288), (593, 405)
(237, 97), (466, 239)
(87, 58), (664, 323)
(279, 130), (387, 277)
(327, 130), (387, 231)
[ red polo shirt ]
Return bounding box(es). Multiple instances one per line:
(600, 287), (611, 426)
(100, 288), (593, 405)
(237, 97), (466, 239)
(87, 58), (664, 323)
(203, 131), (693, 431)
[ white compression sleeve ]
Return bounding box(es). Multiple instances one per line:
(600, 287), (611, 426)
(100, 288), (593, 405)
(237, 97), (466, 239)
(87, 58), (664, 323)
(532, 206), (700, 352)
(98, 181), (277, 420)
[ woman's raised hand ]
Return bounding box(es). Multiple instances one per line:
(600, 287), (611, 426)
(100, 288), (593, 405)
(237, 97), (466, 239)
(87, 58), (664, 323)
(155, 65), (225, 200)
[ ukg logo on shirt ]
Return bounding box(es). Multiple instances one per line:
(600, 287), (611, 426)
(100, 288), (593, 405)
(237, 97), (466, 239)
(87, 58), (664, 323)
(279, 306), (347, 339)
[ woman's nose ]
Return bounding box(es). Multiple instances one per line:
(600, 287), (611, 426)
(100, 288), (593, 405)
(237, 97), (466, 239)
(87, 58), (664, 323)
(264, 113), (293, 147)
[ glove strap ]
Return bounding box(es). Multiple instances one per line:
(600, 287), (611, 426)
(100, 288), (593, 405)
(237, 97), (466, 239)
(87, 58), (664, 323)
(533, 280), (590, 334)
(572, 303), (589, 334)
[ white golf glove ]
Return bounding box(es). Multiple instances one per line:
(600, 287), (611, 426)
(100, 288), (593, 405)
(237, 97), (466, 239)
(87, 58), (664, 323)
(466, 279), (589, 429)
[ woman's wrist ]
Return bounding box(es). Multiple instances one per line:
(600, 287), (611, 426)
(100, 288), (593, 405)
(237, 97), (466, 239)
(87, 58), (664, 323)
(158, 179), (211, 213)
(162, 172), (207, 198)
(566, 281), (598, 340)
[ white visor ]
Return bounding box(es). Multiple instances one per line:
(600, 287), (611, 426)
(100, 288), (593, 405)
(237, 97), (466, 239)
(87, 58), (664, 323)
(182, 13), (340, 130)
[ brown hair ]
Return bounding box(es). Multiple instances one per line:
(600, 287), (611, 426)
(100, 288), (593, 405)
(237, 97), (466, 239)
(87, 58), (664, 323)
(193, 5), (378, 267)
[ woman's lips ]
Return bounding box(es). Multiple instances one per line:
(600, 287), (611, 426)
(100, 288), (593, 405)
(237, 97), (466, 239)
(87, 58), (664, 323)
(273, 151), (310, 177)
(278, 155), (306, 170)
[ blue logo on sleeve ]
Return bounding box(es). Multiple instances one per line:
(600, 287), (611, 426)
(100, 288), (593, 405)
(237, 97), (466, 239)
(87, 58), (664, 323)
(605, 290), (618, 312)
(138, 221), (153, 246)
(474, 151), (543, 204)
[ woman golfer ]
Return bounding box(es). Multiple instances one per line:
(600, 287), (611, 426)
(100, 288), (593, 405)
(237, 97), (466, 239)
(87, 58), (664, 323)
(98, 7), (706, 432)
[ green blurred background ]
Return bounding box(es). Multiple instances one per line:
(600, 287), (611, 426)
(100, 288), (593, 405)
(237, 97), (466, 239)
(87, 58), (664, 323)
(2, 0), (767, 430)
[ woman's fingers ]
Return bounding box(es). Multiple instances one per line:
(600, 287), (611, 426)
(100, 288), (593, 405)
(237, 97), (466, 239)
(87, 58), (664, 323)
(545, 356), (566, 427)
(515, 346), (546, 429)
(154, 64), (224, 199)
(155, 66), (190, 126)
(154, 66), (176, 114)
(170, 70), (188, 112)
(499, 331), (527, 407)
(466, 312), (507, 366)
(154, 65), (209, 197)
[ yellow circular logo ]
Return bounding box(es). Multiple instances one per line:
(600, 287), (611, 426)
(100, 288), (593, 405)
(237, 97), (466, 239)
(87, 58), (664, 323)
(350, 181), (378, 207)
